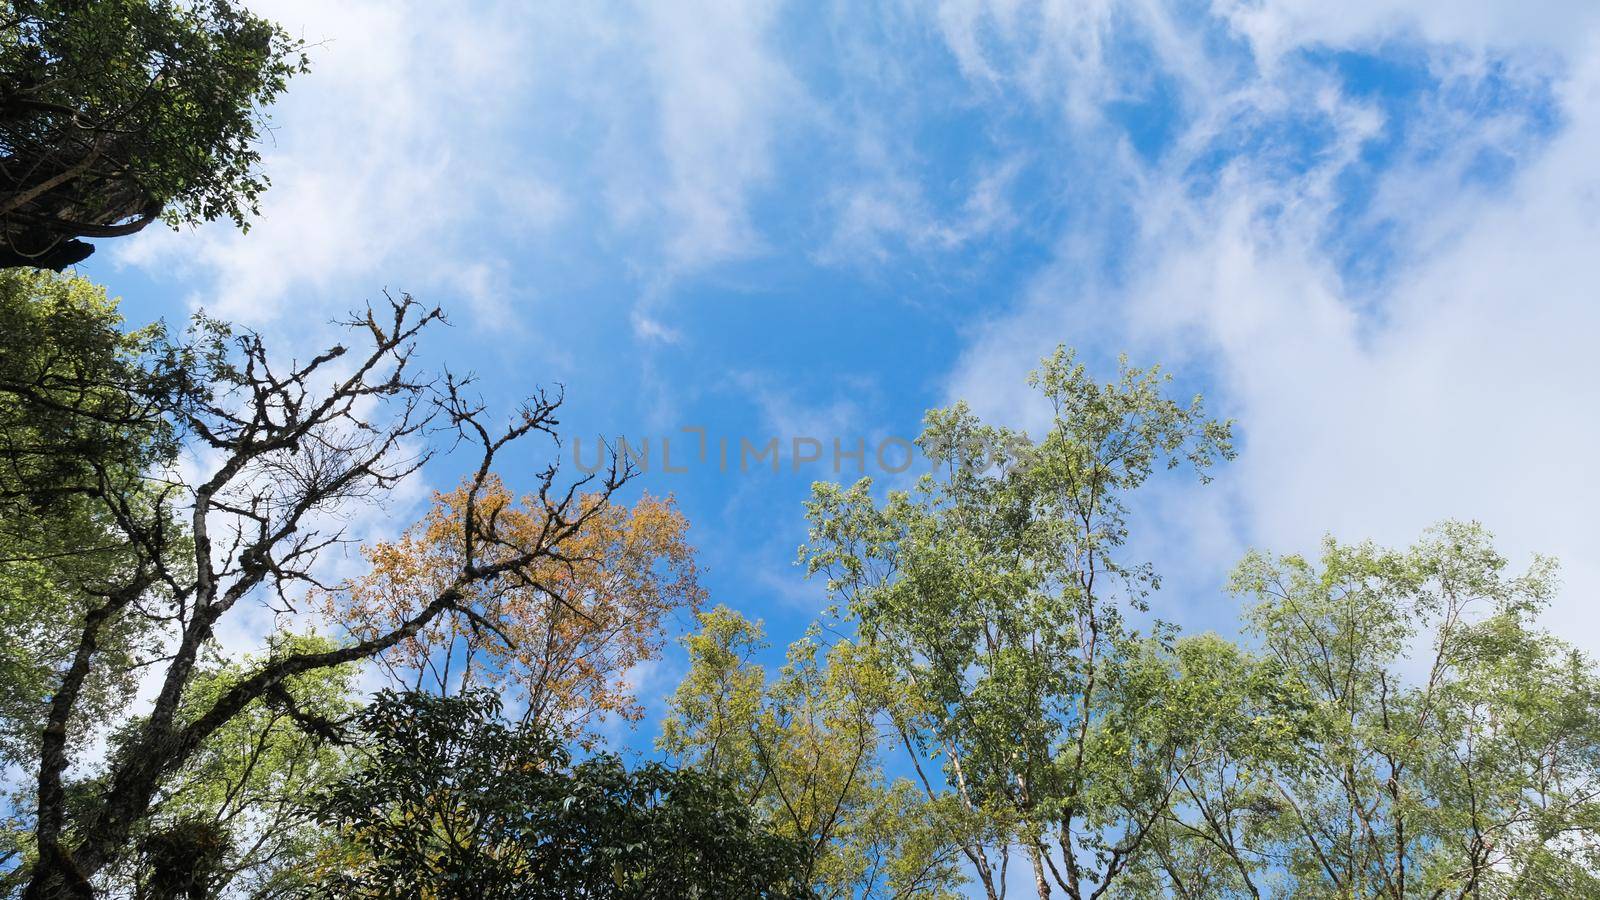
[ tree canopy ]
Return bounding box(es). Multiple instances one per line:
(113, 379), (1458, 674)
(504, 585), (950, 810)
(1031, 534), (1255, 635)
(1, 0), (307, 269)
(327, 476), (704, 746)
(6, 279), (1599, 897)
(4, 16), (1599, 898)
(308, 689), (809, 899)
(801, 348), (1235, 898)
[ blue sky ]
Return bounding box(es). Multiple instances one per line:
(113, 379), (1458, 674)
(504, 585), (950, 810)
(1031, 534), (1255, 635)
(83, 0), (1600, 760)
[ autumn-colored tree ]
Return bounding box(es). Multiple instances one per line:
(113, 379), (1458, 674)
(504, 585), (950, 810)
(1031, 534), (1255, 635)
(2, 292), (637, 897)
(327, 475), (702, 743)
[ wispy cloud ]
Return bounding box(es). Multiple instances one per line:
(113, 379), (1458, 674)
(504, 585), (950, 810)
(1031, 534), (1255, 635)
(115, 0), (565, 330)
(938, 2), (1600, 645)
(821, 155), (1025, 264)
(114, 0), (802, 346)
(641, 0), (796, 271)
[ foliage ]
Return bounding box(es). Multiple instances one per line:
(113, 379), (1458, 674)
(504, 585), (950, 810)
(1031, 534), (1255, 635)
(801, 348), (1234, 899)
(1109, 632), (1319, 898)
(662, 606), (968, 899)
(115, 633), (360, 900)
(0, 269), (175, 767)
(4, 293), (633, 898)
(306, 689), (810, 900)
(0, 0), (308, 268)
(1183, 522), (1600, 899)
(7, 278), (1599, 900)
(327, 476), (703, 745)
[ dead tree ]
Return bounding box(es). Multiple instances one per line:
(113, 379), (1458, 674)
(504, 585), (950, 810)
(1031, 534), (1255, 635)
(17, 295), (626, 897)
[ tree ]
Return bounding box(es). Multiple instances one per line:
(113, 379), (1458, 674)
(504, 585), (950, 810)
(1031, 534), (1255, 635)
(306, 689), (809, 899)
(1107, 632), (1317, 899)
(1, 0), (307, 269)
(111, 633), (359, 900)
(326, 475), (703, 746)
(801, 348), (1233, 900)
(1199, 522), (1600, 899)
(661, 605), (968, 899)
(0, 268), (175, 772)
(5, 289), (633, 898)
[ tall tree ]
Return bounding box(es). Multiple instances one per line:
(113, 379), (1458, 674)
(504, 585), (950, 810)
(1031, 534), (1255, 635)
(802, 348), (1233, 900)
(1205, 522), (1600, 898)
(1105, 632), (1317, 899)
(0, 269), (175, 770)
(1, 269), (179, 888)
(1, 0), (307, 269)
(3, 286), (632, 898)
(662, 606), (967, 899)
(327, 476), (703, 746)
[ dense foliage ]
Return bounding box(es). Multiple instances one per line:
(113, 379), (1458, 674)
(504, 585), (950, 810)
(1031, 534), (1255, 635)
(1, 0), (307, 268)
(309, 690), (809, 899)
(0, 269), (174, 771)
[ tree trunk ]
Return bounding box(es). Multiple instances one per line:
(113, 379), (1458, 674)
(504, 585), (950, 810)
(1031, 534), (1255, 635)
(1028, 840), (1052, 899)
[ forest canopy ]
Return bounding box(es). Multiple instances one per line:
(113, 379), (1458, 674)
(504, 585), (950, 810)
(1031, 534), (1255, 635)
(1, 2), (1597, 898)
(3, 266), (1595, 898)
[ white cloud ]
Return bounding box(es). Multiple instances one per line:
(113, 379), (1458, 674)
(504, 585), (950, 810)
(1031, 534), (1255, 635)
(740, 371), (866, 445)
(114, 0), (567, 331)
(111, 0), (804, 335)
(820, 154), (1025, 264)
(934, 0), (1222, 124)
(1217, 0), (1600, 63)
(631, 308), (685, 345)
(940, 4), (1600, 646)
(641, 0), (795, 270)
